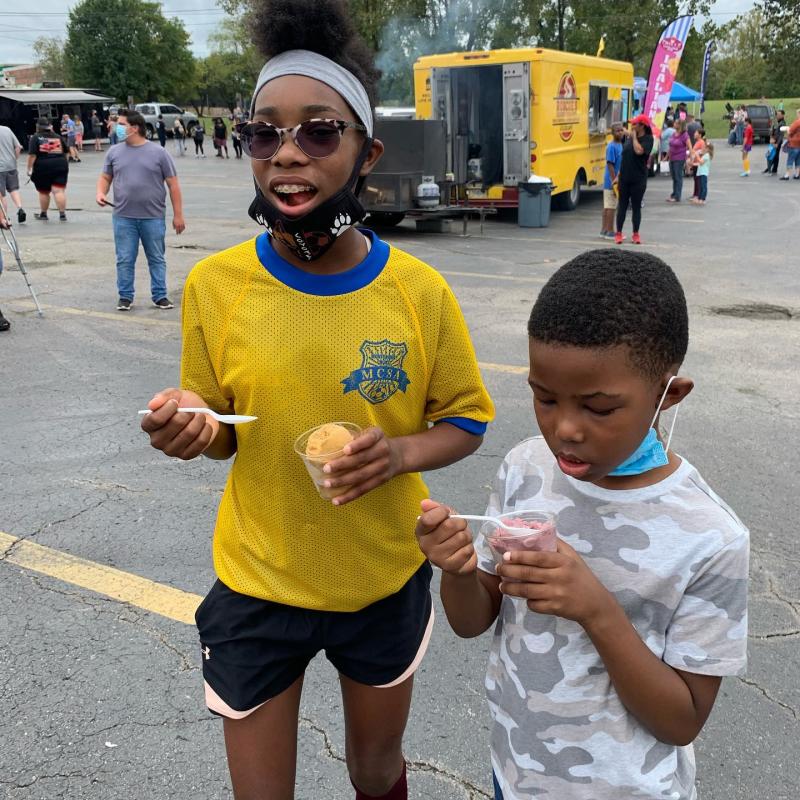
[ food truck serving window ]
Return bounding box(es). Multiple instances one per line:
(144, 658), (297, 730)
(588, 83), (610, 134)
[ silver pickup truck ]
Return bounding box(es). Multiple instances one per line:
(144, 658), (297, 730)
(134, 103), (199, 139)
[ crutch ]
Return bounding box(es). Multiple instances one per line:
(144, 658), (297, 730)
(0, 202), (44, 317)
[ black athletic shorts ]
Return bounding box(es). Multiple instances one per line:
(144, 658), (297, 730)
(31, 160), (68, 193)
(196, 561), (434, 719)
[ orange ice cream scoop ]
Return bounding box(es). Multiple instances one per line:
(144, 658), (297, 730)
(305, 423), (355, 459)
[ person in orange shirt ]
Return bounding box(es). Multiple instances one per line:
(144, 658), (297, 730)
(689, 127), (705, 199)
(780, 108), (800, 180)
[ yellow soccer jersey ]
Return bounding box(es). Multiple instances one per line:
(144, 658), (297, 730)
(181, 229), (494, 611)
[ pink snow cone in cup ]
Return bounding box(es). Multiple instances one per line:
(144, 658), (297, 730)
(483, 510), (557, 570)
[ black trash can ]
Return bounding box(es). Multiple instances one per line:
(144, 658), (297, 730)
(518, 180), (553, 228)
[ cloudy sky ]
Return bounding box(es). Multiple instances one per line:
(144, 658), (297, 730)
(1, 0), (227, 63)
(1, 0), (757, 65)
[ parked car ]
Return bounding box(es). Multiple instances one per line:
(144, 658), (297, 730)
(134, 103), (199, 139)
(745, 104), (774, 143)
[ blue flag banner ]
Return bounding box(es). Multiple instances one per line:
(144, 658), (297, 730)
(699, 41), (715, 115)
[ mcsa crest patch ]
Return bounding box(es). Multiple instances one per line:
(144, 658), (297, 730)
(341, 340), (411, 404)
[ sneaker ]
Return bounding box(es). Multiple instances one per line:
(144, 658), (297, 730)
(59, 211), (67, 221)
(17, 208), (26, 223)
(153, 297), (174, 309)
(117, 297), (133, 311)
(614, 232), (624, 245)
(33, 212), (48, 221)
(632, 232), (642, 245)
(740, 172), (749, 177)
(0, 310), (9, 332)
(666, 197), (677, 203)
(780, 175), (790, 180)
(603, 231), (616, 240)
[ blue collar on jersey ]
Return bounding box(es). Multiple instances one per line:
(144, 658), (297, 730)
(255, 228), (390, 296)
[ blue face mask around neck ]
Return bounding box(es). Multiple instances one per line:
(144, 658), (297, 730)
(608, 376), (679, 477)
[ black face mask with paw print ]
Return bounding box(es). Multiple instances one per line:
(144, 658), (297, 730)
(248, 139), (373, 262)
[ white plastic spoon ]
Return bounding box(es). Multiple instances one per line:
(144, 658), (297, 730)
(138, 408), (257, 424)
(449, 514), (518, 532)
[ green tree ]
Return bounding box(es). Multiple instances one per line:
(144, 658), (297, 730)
(32, 36), (67, 84)
(64, 0), (195, 102)
(760, 0), (800, 96)
(701, 9), (771, 100)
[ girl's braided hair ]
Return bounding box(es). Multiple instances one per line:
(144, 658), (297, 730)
(248, 0), (380, 108)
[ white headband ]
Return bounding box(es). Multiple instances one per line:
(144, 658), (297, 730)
(251, 49), (373, 137)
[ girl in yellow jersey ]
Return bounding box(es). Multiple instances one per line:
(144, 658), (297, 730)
(140, 1), (494, 797)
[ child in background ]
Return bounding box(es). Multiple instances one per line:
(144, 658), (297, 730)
(693, 140), (713, 205)
(600, 122), (623, 239)
(689, 126), (705, 199)
(74, 115), (84, 152)
(416, 249), (749, 800)
(741, 116), (754, 176)
(765, 136), (777, 174)
(141, 1), (494, 797)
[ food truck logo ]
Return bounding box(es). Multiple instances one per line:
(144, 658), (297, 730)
(341, 340), (411, 404)
(554, 71), (579, 142)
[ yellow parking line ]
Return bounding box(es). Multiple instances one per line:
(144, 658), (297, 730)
(440, 269), (546, 283)
(10, 301), (180, 327)
(0, 530), (200, 625)
(478, 361), (528, 375)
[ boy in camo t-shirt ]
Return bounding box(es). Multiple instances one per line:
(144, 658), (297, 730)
(416, 250), (749, 800)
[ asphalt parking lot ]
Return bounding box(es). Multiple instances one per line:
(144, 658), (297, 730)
(1, 140), (798, 799)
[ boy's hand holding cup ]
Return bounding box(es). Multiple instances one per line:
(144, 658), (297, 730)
(296, 423), (404, 506)
(415, 499), (478, 576)
(497, 539), (617, 629)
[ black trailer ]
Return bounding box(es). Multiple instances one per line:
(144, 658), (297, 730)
(0, 88), (114, 147)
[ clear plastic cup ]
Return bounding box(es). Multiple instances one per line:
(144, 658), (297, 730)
(483, 510), (557, 570)
(293, 422), (362, 500)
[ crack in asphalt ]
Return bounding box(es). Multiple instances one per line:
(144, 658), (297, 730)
(71, 478), (150, 494)
(24, 572), (200, 674)
(299, 716), (491, 798)
(737, 677), (798, 720)
(766, 576), (800, 617)
(0, 496), (111, 561)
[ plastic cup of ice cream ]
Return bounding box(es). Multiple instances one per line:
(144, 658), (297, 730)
(293, 422), (362, 500)
(483, 511), (557, 570)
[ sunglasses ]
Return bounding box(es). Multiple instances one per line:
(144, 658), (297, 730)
(235, 118), (367, 161)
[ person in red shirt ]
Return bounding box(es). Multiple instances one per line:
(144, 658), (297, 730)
(780, 108), (800, 180)
(740, 117), (754, 176)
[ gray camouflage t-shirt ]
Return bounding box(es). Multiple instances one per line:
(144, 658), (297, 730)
(474, 436), (749, 800)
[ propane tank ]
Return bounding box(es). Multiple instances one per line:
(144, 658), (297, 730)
(415, 176), (440, 208)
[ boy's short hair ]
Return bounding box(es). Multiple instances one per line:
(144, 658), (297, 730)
(528, 250), (689, 379)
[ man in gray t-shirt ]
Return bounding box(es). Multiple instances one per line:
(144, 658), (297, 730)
(0, 125), (27, 223)
(96, 109), (185, 311)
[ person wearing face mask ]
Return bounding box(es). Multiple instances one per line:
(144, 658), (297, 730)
(96, 109), (185, 311)
(139, 2), (494, 798)
(417, 249), (749, 800)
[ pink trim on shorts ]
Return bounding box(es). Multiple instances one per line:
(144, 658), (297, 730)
(374, 605), (435, 689)
(204, 680), (269, 719)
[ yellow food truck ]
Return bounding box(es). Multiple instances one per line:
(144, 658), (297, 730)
(413, 48), (634, 209)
